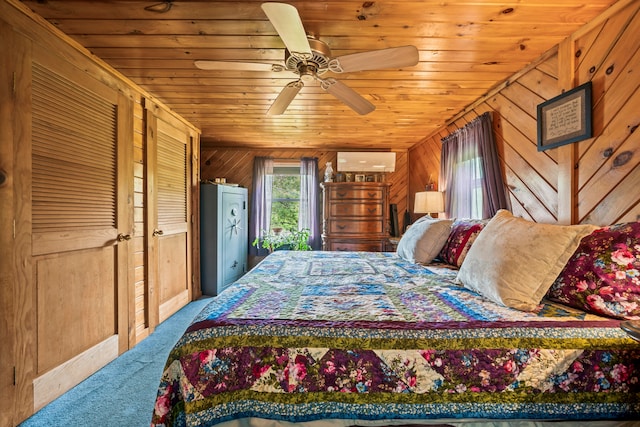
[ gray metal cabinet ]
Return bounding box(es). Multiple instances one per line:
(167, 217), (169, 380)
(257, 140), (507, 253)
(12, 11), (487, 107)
(200, 183), (248, 295)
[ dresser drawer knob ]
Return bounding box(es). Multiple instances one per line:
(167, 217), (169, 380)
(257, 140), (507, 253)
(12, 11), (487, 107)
(337, 192), (347, 197)
(337, 224), (347, 230)
(367, 192), (376, 197)
(367, 207), (376, 213)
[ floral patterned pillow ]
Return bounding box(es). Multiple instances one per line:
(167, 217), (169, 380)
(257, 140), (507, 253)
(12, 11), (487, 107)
(546, 221), (640, 320)
(438, 219), (488, 267)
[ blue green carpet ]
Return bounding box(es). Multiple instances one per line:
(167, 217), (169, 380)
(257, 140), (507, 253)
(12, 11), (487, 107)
(19, 297), (212, 427)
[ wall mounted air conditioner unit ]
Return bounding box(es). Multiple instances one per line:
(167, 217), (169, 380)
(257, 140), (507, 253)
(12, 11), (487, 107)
(336, 152), (396, 172)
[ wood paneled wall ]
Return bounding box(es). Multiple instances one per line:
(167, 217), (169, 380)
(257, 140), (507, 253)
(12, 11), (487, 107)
(200, 146), (410, 230)
(410, 1), (640, 226)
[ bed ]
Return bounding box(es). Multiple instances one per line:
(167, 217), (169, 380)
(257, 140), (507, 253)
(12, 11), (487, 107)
(151, 246), (640, 427)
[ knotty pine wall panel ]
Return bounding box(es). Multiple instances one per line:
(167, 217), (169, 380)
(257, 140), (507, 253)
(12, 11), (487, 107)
(132, 94), (149, 344)
(410, 1), (639, 226)
(577, 4), (640, 225)
(200, 147), (409, 228)
(388, 150), (409, 225)
(406, 129), (445, 222)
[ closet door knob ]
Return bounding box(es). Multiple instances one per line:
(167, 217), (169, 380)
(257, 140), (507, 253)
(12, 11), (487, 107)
(152, 229), (164, 237)
(117, 233), (132, 242)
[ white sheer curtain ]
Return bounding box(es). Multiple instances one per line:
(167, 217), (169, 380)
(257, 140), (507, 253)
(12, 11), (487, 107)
(299, 157), (321, 250)
(249, 156), (274, 256)
(440, 112), (510, 219)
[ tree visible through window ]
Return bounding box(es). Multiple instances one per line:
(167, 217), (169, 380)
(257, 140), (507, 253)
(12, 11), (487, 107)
(271, 163), (300, 232)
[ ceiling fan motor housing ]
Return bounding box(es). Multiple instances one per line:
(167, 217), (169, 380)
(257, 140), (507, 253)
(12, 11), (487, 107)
(285, 37), (332, 75)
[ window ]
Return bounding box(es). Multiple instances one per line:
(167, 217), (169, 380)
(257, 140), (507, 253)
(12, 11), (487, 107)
(271, 162), (301, 232)
(250, 156), (321, 255)
(454, 156), (483, 219)
(440, 112), (509, 219)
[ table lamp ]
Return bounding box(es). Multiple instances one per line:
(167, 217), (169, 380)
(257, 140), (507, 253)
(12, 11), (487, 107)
(414, 191), (444, 216)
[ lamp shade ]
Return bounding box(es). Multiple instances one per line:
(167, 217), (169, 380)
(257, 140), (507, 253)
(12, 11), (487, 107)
(414, 191), (444, 214)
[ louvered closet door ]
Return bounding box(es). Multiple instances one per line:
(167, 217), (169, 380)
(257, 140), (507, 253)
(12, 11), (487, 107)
(30, 49), (132, 411)
(147, 109), (193, 324)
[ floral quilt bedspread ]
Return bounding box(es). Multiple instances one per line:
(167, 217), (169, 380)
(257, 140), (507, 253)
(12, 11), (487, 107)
(152, 251), (640, 426)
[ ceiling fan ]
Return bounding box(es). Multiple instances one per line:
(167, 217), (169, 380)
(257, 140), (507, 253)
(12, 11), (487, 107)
(194, 2), (419, 116)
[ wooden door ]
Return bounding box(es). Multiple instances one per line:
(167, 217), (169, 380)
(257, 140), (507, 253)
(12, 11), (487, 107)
(0, 20), (25, 425)
(146, 103), (196, 327)
(29, 47), (133, 411)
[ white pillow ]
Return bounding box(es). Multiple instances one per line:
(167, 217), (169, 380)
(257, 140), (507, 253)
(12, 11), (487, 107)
(396, 218), (453, 263)
(456, 210), (598, 311)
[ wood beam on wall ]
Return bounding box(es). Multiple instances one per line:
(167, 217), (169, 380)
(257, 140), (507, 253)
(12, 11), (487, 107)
(556, 37), (578, 225)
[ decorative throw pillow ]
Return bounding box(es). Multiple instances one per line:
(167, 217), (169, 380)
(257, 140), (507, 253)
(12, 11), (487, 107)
(438, 218), (489, 267)
(546, 221), (640, 319)
(396, 218), (453, 264)
(456, 210), (598, 311)
(407, 214), (434, 229)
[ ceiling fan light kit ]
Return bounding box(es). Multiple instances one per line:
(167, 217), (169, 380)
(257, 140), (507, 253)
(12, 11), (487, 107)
(195, 2), (419, 115)
(284, 37), (332, 74)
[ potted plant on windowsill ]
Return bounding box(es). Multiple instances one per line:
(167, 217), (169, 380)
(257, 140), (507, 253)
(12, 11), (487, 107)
(252, 228), (312, 252)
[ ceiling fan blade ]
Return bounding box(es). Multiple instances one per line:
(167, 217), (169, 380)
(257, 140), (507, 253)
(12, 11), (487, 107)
(194, 60), (286, 72)
(267, 80), (304, 115)
(328, 45), (419, 73)
(320, 78), (375, 115)
(261, 3), (312, 58)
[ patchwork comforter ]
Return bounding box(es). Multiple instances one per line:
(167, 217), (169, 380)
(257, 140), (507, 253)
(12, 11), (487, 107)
(151, 251), (640, 426)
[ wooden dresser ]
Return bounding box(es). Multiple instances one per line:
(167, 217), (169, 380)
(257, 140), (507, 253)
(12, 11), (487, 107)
(321, 182), (391, 251)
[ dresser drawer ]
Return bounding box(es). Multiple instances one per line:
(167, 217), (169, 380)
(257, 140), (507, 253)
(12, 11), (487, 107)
(321, 182), (390, 252)
(328, 220), (383, 234)
(330, 203), (383, 217)
(326, 240), (386, 252)
(330, 188), (383, 201)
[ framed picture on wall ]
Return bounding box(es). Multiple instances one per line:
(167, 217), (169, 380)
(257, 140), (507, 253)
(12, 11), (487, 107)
(537, 81), (592, 151)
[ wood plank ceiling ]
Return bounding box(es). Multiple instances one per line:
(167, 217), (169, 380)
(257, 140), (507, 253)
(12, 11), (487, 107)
(21, 0), (617, 150)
